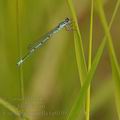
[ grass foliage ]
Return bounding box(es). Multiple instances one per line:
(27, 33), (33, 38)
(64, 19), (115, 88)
(0, 0), (120, 120)
(67, 0), (120, 119)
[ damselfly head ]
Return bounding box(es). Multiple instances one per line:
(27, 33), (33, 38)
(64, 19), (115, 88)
(65, 18), (70, 22)
(64, 18), (71, 24)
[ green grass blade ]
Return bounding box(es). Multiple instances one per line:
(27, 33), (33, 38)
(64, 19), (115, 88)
(112, 60), (120, 119)
(0, 98), (29, 120)
(67, 36), (106, 120)
(16, 0), (25, 100)
(86, 0), (94, 120)
(67, 0), (87, 84)
(0, 98), (20, 117)
(95, 0), (120, 75)
(95, 0), (120, 118)
(67, 0), (120, 119)
(16, 1), (27, 120)
(88, 1), (94, 71)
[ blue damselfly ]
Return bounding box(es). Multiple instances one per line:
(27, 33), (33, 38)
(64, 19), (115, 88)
(17, 18), (71, 66)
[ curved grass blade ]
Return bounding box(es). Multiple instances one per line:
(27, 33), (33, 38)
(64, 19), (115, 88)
(95, 0), (120, 118)
(67, 37), (106, 120)
(67, 0), (87, 84)
(0, 98), (20, 117)
(0, 98), (29, 120)
(67, 0), (120, 119)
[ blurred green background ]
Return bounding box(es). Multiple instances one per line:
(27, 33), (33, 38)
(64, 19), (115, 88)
(0, 0), (120, 120)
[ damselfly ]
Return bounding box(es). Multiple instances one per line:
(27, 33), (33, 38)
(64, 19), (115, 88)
(17, 18), (71, 66)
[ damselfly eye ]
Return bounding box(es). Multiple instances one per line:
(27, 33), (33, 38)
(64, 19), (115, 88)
(65, 18), (70, 22)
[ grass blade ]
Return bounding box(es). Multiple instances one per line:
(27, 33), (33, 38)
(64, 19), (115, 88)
(67, 0), (120, 119)
(95, 0), (120, 118)
(0, 98), (29, 119)
(67, 0), (87, 84)
(67, 36), (106, 120)
(0, 98), (20, 117)
(88, 1), (94, 71)
(86, 0), (94, 120)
